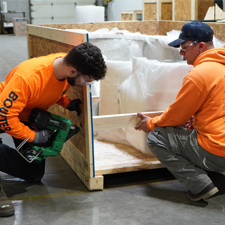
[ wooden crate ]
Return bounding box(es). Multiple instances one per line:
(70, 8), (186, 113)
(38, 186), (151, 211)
(173, 0), (215, 21)
(143, 0), (173, 21)
(121, 10), (143, 21)
(26, 20), (225, 190)
(143, 0), (214, 21)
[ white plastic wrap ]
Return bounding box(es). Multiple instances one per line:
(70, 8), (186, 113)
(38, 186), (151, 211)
(118, 58), (193, 113)
(115, 58), (193, 155)
(143, 41), (182, 61)
(97, 58), (193, 155)
(99, 60), (132, 115)
(89, 28), (154, 61)
(143, 32), (183, 61)
(65, 28), (225, 63)
(89, 38), (144, 61)
(97, 60), (133, 145)
(213, 35), (225, 48)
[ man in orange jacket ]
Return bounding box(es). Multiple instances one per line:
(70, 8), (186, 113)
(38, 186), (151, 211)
(0, 42), (107, 217)
(135, 21), (225, 201)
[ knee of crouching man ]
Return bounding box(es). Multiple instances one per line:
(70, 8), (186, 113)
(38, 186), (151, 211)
(146, 127), (169, 152)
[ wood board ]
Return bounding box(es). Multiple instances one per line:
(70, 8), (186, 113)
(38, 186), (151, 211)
(94, 139), (163, 176)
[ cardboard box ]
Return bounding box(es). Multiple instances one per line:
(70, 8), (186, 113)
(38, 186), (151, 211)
(13, 18), (27, 36)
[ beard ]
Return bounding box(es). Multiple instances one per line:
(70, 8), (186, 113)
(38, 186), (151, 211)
(67, 76), (77, 86)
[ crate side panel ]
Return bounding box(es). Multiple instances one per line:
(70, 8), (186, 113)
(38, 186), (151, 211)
(144, 3), (157, 20)
(161, 3), (172, 20)
(28, 35), (74, 58)
(38, 21), (160, 35)
(197, 0), (214, 20)
(174, 0), (192, 21)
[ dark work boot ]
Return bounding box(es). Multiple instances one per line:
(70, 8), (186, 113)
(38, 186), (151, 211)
(186, 183), (219, 202)
(0, 183), (15, 217)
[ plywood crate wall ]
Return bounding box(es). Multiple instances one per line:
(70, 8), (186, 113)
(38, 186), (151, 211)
(173, 0), (215, 21)
(121, 10), (142, 21)
(27, 20), (225, 190)
(143, 0), (173, 21)
(143, 0), (215, 21)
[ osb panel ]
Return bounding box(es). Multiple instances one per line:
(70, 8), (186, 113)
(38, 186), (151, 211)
(144, 3), (157, 20)
(197, 0), (214, 20)
(208, 23), (225, 43)
(161, 3), (172, 20)
(48, 86), (86, 156)
(174, 0), (191, 21)
(37, 20), (225, 43)
(159, 21), (186, 35)
(28, 35), (74, 58)
(121, 13), (133, 21)
(39, 21), (160, 36)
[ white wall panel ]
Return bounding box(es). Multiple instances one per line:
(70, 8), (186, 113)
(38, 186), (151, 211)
(30, 0), (95, 24)
(31, 4), (76, 18)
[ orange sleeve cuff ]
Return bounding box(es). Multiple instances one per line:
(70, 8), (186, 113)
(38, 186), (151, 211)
(56, 94), (71, 108)
(147, 117), (157, 131)
(28, 130), (36, 142)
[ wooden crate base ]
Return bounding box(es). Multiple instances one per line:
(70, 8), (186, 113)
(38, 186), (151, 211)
(94, 138), (163, 177)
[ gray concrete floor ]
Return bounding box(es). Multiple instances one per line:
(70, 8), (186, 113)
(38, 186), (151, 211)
(1, 34), (225, 225)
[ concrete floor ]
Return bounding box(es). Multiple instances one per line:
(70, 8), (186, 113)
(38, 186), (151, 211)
(1, 34), (225, 225)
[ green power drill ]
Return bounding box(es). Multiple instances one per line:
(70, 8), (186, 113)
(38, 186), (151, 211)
(18, 108), (81, 163)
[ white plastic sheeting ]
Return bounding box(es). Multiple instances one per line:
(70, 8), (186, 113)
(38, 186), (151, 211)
(90, 38), (145, 61)
(88, 28), (182, 61)
(118, 58), (193, 113)
(97, 61), (133, 147)
(65, 28), (183, 61)
(97, 58), (193, 155)
(66, 27), (225, 61)
(99, 61), (132, 115)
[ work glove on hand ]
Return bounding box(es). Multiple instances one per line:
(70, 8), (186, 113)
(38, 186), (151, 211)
(67, 99), (81, 116)
(32, 129), (54, 145)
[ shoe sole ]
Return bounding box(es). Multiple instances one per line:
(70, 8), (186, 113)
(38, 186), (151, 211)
(0, 209), (15, 217)
(187, 187), (219, 202)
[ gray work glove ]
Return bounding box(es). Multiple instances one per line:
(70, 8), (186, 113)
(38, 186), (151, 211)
(32, 129), (54, 145)
(67, 99), (81, 116)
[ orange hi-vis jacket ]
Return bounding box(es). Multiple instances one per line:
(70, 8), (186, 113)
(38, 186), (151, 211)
(0, 53), (71, 142)
(147, 47), (225, 157)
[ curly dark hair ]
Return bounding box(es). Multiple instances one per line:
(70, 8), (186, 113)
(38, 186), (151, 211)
(64, 42), (107, 80)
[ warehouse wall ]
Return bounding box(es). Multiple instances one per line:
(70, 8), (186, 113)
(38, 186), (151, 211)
(30, 0), (96, 24)
(1, 0), (29, 23)
(107, 0), (142, 21)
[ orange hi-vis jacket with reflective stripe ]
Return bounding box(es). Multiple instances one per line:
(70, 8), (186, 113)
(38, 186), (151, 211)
(0, 53), (70, 142)
(147, 47), (225, 157)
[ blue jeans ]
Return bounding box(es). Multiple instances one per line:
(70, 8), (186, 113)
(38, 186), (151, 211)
(147, 127), (225, 194)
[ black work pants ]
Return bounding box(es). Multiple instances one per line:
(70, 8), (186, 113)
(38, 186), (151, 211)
(0, 143), (45, 183)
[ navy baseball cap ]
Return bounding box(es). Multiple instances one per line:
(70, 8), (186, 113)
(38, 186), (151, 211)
(168, 21), (214, 47)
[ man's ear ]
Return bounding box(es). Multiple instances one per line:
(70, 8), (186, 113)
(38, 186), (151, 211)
(69, 68), (78, 77)
(198, 42), (206, 53)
